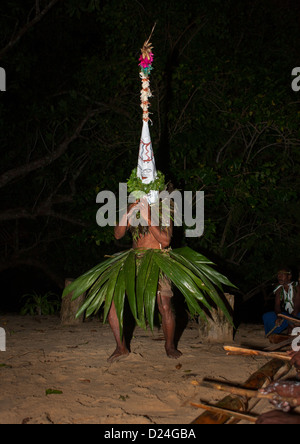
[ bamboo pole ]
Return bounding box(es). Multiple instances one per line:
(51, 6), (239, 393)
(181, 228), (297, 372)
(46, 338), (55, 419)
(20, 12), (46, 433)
(278, 313), (300, 326)
(190, 402), (257, 423)
(266, 323), (282, 338)
(196, 380), (299, 408)
(223, 345), (291, 361)
(191, 358), (291, 424)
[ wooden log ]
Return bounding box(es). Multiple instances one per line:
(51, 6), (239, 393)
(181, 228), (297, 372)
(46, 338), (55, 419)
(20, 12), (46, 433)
(223, 345), (291, 361)
(60, 278), (85, 326)
(198, 293), (234, 343)
(191, 358), (291, 424)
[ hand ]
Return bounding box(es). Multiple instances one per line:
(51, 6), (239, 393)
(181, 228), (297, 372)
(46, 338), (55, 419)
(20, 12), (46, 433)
(127, 201), (140, 224)
(127, 199), (150, 226)
(275, 317), (283, 327)
(259, 381), (300, 412)
(256, 410), (300, 424)
(139, 197), (150, 220)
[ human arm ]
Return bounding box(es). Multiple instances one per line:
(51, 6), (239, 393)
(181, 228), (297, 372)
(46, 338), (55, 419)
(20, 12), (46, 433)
(292, 285), (300, 317)
(274, 289), (283, 325)
(114, 202), (139, 240)
(258, 381), (300, 412)
(256, 410), (300, 424)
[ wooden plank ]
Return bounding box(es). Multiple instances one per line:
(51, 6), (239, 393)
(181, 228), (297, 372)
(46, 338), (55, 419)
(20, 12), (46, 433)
(264, 338), (292, 351)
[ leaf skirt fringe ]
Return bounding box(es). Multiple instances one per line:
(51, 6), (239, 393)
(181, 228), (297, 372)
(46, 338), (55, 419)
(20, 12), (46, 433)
(63, 247), (236, 337)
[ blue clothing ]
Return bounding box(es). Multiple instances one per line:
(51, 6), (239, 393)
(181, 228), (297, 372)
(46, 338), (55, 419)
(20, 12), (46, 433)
(263, 311), (300, 335)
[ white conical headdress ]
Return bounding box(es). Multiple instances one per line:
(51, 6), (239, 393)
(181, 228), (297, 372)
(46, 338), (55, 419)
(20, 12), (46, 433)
(136, 27), (159, 204)
(137, 120), (157, 185)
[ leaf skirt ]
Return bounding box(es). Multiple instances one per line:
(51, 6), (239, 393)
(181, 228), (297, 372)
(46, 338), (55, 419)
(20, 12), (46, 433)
(63, 247), (235, 337)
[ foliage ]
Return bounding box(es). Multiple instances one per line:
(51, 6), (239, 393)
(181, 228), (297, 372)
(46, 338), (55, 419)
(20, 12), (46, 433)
(20, 291), (61, 316)
(63, 247), (235, 337)
(127, 169), (166, 199)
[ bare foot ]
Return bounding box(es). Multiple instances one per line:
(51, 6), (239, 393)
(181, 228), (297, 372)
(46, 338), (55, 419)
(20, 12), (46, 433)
(107, 347), (130, 363)
(165, 346), (182, 359)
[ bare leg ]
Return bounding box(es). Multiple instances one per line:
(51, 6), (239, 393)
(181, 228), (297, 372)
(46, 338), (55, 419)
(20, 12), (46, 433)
(157, 293), (182, 359)
(107, 301), (129, 362)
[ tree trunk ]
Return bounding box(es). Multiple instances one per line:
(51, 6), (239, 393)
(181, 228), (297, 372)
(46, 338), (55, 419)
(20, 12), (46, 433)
(60, 278), (85, 326)
(198, 293), (234, 343)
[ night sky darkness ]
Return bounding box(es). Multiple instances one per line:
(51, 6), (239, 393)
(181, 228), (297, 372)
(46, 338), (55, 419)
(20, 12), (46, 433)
(0, 0), (299, 323)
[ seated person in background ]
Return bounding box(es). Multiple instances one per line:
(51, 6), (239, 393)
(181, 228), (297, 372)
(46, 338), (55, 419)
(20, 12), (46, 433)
(263, 268), (300, 336)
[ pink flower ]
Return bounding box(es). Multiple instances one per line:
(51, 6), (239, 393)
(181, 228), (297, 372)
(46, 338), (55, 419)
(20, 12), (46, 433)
(139, 53), (154, 68)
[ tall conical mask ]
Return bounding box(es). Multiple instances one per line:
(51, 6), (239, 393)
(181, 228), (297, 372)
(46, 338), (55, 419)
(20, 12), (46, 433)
(137, 120), (157, 185)
(137, 31), (158, 204)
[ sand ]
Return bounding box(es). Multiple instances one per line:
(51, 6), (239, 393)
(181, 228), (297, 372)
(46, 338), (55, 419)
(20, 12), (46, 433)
(0, 315), (298, 425)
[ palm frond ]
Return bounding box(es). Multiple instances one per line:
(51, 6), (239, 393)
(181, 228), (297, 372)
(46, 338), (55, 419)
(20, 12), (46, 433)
(123, 250), (137, 323)
(62, 250), (130, 301)
(114, 268), (126, 338)
(143, 253), (159, 331)
(64, 247), (236, 336)
(170, 249), (234, 325)
(135, 251), (151, 328)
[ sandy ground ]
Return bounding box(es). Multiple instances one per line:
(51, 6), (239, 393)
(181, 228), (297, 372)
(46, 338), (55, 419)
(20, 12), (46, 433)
(0, 315), (298, 425)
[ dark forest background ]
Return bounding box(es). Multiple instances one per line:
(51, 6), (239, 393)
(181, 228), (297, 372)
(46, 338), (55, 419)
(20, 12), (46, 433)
(0, 0), (299, 320)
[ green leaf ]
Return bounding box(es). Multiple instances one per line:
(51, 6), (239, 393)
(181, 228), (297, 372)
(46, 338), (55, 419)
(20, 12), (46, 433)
(75, 261), (121, 318)
(170, 251), (233, 325)
(173, 247), (214, 265)
(103, 261), (123, 323)
(168, 254), (212, 311)
(45, 389), (63, 396)
(90, 280), (109, 316)
(123, 250), (137, 322)
(153, 252), (205, 319)
(114, 268), (126, 338)
(84, 281), (108, 318)
(62, 251), (130, 301)
(136, 251), (152, 328)
(174, 247), (235, 289)
(198, 263), (236, 289)
(144, 255), (159, 331)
